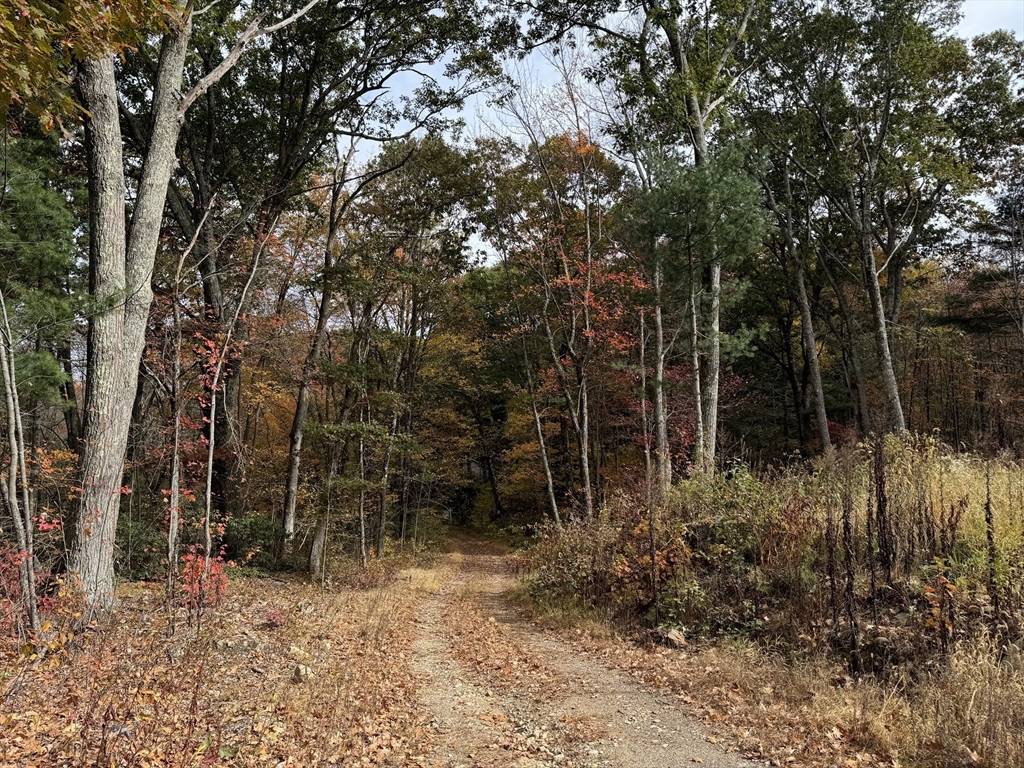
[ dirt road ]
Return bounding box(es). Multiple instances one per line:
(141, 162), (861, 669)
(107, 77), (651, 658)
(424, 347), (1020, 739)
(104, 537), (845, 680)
(408, 536), (755, 768)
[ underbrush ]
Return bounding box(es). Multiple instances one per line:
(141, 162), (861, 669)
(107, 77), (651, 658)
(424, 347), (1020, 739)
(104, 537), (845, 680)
(520, 436), (1024, 767)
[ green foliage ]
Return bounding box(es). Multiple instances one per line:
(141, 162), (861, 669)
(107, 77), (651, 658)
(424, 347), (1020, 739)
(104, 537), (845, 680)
(115, 512), (166, 582)
(0, 132), (76, 406)
(638, 148), (767, 268)
(623, 145), (768, 361)
(224, 515), (281, 571)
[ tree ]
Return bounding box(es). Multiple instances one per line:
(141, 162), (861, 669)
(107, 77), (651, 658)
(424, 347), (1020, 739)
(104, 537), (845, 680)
(628, 149), (766, 472)
(71, 1), (320, 611)
(115, 0), (505, 541)
(525, 0), (760, 475)
(751, 0), (1022, 434)
(0, 0), (163, 128)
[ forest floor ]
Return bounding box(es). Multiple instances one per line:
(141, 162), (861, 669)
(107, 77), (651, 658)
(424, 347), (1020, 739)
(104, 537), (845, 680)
(1, 534), (885, 767)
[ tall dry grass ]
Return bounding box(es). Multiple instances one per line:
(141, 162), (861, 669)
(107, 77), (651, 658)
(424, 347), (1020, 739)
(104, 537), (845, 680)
(521, 435), (1024, 766)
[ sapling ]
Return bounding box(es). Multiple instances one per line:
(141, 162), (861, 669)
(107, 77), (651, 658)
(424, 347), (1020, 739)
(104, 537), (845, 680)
(0, 287), (39, 633)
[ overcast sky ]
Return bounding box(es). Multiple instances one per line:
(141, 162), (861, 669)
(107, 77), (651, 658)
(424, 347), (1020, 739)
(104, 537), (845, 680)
(960, 0), (1024, 37)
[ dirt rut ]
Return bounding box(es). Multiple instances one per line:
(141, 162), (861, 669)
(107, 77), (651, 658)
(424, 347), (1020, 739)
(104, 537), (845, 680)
(409, 537), (755, 768)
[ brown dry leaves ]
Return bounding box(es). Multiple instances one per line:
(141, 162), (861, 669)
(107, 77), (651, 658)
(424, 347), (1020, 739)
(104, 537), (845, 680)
(416, 551), (576, 767)
(544, 627), (897, 768)
(0, 577), (430, 767)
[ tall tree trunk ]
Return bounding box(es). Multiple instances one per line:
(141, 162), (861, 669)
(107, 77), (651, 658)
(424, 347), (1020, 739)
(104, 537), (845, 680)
(72, 26), (191, 610)
(357, 413), (368, 568)
(376, 412), (399, 556)
(56, 344), (82, 454)
(166, 280), (184, 627)
(858, 227), (906, 434)
(701, 261), (721, 472)
(526, 364), (559, 527)
(310, 456), (334, 580)
(796, 261), (831, 450)
(653, 264), (671, 496)
(885, 254), (905, 327)
(575, 374), (594, 518)
(689, 279), (705, 473)
(639, 310), (654, 511)
(766, 163), (831, 450)
(202, 244), (263, 592)
(0, 289), (39, 632)
(822, 256), (871, 433)
(282, 182), (341, 553)
(70, 3), (317, 608)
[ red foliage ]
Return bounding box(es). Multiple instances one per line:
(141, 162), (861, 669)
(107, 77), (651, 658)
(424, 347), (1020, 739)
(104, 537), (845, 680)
(180, 548), (229, 611)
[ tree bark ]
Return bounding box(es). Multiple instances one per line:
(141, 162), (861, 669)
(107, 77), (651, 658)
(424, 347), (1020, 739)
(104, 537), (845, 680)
(575, 373), (594, 517)
(0, 289), (40, 632)
(72, 4), (316, 608)
(56, 344), (82, 454)
(72, 24), (193, 611)
(376, 412), (399, 556)
(639, 310), (654, 511)
(73, 18), (197, 610)
(282, 182), (342, 553)
(73, 55), (131, 611)
(689, 279), (705, 473)
(525, 360), (559, 526)
(822, 255), (871, 433)
(858, 226), (906, 434)
(701, 260), (721, 472)
(652, 263), (671, 496)
(310, 517), (327, 578)
(796, 260), (831, 450)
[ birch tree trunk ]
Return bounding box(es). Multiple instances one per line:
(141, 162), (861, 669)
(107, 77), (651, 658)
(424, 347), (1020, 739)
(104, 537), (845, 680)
(652, 264), (671, 497)
(639, 310), (654, 511)
(858, 226), (906, 434)
(701, 260), (721, 473)
(526, 365), (560, 527)
(0, 289), (39, 632)
(166, 286), (183, 622)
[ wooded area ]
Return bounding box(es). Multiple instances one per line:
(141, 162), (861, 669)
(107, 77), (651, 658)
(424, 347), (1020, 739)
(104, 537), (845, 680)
(2, 0), (1024, 766)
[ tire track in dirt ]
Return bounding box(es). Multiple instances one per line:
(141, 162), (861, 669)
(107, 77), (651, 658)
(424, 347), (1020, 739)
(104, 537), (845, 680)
(410, 536), (756, 768)
(411, 555), (566, 767)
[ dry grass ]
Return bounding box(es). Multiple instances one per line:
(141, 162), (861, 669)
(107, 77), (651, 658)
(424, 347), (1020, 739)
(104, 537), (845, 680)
(516, 440), (1024, 766)
(0, 575), (430, 767)
(524, 578), (1024, 767)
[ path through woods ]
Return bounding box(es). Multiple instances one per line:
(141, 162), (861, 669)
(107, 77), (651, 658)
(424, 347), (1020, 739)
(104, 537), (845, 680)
(0, 533), (760, 767)
(409, 536), (751, 768)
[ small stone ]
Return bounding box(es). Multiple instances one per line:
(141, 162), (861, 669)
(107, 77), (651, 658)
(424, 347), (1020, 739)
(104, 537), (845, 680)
(665, 629), (687, 648)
